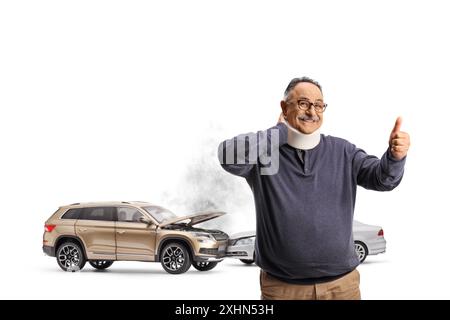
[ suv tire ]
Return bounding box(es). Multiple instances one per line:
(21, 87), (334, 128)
(161, 242), (191, 274)
(56, 241), (86, 272)
(192, 261), (218, 271)
(89, 260), (114, 270)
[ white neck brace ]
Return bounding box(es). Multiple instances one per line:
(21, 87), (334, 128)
(285, 121), (321, 150)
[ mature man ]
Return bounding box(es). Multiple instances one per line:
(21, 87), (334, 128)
(218, 77), (410, 300)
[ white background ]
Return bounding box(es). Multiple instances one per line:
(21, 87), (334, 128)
(0, 0), (449, 299)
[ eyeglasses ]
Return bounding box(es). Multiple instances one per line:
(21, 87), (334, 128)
(289, 99), (327, 113)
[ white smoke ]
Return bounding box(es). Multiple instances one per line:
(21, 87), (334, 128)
(161, 124), (255, 234)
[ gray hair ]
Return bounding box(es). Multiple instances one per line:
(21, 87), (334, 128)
(283, 77), (323, 100)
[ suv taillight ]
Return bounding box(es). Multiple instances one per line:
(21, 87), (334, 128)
(45, 224), (56, 232)
(378, 229), (384, 236)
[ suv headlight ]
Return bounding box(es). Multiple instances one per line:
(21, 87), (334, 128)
(234, 237), (255, 246)
(192, 232), (216, 243)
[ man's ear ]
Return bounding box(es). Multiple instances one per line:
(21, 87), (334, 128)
(280, 100), (288, 118)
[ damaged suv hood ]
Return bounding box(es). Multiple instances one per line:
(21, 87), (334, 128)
(159, 211), (226, 228)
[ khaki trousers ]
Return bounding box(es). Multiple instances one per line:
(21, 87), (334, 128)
(260, 269), (361, 300)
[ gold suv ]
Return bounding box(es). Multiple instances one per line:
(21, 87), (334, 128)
(43, 201), (229, 274)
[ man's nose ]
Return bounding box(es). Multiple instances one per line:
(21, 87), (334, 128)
(305, 105), (317, 115)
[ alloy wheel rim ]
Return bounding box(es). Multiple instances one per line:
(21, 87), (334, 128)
(196, 262), (209, 268)
(58, 245), (80, 268)
(163, 246), (185, 271)
(355, 244), (365, 261)
(92, 260), (108, 267)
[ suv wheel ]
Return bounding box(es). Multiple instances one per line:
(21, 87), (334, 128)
(161, 242), (191, 274)
(89, 260), (114, 270)
(192, 261), (218, 271)
(56, 242), (86, 272)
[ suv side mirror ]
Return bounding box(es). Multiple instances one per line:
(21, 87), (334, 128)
(139, 217), (153, 226)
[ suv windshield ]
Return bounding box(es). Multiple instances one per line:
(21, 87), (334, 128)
(143, 206), (177, 223)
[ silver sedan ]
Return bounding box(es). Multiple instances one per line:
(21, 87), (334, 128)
(226, 220), (386, 264)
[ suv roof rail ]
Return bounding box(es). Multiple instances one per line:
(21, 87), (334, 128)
(70, 202), (80, 205)
(121, 201), (130, 204)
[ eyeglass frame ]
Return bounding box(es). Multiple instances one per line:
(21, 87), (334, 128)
(286, 98), (328, 113)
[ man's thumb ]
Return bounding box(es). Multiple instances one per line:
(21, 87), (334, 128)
(392, 117), (402, 134)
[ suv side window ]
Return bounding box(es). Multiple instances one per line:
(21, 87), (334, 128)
(81, 207), (115, 221)
(61, 208), (81, 219)
(117, 207), (143, 223)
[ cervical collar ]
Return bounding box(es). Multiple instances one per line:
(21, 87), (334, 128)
(284, 120), (321, 150)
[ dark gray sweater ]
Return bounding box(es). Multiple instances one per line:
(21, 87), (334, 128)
(219, 122), (406, 281)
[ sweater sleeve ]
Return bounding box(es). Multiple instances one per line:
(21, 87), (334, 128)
(351, 144), (406, 191)
(218, 122), (287, 178)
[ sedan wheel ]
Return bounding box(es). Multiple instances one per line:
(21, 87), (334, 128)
(240, 252), (255, 265)
(239, 259), (254, 265)
(161, 242), (191, 274)
(354, 241), (368, 263)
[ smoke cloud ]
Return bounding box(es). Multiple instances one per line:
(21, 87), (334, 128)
(161, 124), (255, 234)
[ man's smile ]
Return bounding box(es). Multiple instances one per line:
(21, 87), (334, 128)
(297, 117), (319, 123)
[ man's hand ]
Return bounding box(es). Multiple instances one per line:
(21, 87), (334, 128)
(389, 117), (410, 160)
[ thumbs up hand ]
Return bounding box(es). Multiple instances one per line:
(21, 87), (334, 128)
(389, 117), (410, 160)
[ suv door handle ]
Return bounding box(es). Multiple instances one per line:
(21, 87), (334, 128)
(78, 228), (87, 232)
(117, 230), (125, 234)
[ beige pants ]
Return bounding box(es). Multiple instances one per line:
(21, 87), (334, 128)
(260, 269), (361, 300)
